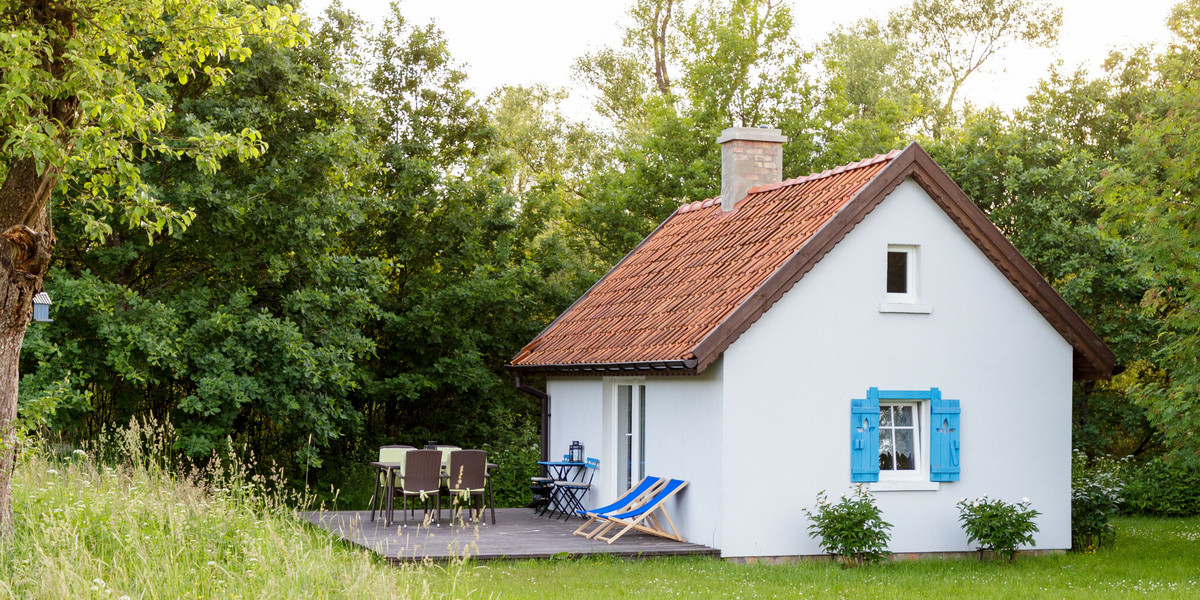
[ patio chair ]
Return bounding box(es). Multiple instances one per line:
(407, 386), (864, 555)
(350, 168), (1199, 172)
(532, 453), (570, 515)
(592, 478), (689, 544)
(572, 475), (664, 539)
(369, 445), (413, 522)
(445, 450), (488, 524)
(391, 449), (443, 527)
(549, 457), (599, 521)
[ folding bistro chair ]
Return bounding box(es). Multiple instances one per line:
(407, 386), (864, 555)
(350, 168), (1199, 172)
(391, 449), (443, 527)
(446, 450), (488, 524)
(369, 445), (412, 522)
(550, 457), (599, 521)
(592, 478), (689, 544)
(572, 475), (664, 538)
(532, 453), (570, 515)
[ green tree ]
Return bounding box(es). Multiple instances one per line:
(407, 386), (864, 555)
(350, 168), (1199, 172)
(0, 0), (302, 533)
(571, 0), (816, 263)
(890, 0), (1062, 137)
(1100, 0), (1200, 465)
(22, 6), (381, 477)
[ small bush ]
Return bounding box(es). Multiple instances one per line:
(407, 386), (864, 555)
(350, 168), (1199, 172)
(956, 495), (1040, 562)
(802, 485), (892, 567)
(1121, 457), (1200, 517)
(1071, 450), (1123, 551)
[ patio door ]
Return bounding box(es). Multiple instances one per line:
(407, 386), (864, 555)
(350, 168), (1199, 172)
(616, 383), (646, 493)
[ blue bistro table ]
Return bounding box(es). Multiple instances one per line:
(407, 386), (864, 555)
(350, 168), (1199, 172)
(537, 460), (585, 481)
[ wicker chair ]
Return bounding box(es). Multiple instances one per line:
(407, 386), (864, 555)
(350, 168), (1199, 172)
(391, 449), (443, 527)
(369, 445), (413, 522)
(445, 450), (489, 524)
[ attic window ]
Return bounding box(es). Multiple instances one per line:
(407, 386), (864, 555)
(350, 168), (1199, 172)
(880, 245), (930, 313)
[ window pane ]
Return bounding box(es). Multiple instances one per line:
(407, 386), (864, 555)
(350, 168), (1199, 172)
(895, 429), (914, 470)
(887, 251), (908, 293)
(638, 385), (646, 481)
(617, 385), (632, 490)
(880, 406), (893, 426)
(895, 405), (913, 427)
(879, 430), (894, 470)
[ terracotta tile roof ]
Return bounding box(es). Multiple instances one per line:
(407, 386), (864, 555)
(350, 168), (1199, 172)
(509, 150), (900, 370)
(510, 143), (1115, 380)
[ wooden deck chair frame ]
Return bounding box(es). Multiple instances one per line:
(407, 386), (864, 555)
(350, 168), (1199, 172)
(592, 479), (689, 544)
(572, 475), (665, 539)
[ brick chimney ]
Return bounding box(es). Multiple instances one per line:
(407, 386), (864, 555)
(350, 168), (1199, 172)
(716, 126), (788, 212)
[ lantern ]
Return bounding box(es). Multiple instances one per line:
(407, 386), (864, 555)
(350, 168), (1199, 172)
(569, 440), (583, 463)
(32, 292), (51, 322)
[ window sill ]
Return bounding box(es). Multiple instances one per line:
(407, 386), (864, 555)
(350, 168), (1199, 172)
(869, 480), (941, 492)
(878, 302), (932, 314)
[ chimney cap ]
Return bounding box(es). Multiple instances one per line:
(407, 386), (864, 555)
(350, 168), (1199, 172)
(716, 126), (787, 145)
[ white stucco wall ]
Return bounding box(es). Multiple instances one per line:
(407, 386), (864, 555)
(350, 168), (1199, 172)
(719, 178), (1074, 558)
(545, 365), (726, 549)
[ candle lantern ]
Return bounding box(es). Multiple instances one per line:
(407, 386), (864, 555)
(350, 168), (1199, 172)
(569, 440), (584, 463)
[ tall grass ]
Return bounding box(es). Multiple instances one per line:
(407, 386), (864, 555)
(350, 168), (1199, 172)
(0, 419), (479, 599)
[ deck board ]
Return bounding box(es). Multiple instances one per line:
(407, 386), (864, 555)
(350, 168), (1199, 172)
(304, 509), (719, 561)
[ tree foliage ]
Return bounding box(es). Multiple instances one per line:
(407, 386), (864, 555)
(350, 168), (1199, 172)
(1100, 0), (1200, 465)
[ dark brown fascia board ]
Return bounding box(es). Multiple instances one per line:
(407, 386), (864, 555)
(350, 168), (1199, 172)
(508, 205), (687, 367)
(507, 359), (698, 376)
(687, 142), (1115, 380)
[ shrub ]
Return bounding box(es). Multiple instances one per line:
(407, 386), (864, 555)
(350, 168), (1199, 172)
(802, 485), (892, 567)
(1071, 450), (1123, 551)
(1121, 457), (1200, 517)
(956, 495), (1040, 561)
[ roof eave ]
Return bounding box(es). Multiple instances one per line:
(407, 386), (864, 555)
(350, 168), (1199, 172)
(507, 358), (699, 376)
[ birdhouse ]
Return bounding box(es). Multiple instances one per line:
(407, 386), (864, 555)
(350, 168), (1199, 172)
(32, 292), (51, 322)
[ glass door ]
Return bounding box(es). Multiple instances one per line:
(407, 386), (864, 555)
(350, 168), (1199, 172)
(616, 383), (646, 492)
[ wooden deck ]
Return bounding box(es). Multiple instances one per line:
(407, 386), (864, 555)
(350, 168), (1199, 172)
(304, 508), (720, 561)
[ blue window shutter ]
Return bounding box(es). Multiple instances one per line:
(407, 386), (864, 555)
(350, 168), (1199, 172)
(930, 395), (960, 482)
(851, 388), (880, 482)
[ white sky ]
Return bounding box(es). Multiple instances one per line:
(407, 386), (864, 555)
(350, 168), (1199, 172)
(300, 0), (1181, 121)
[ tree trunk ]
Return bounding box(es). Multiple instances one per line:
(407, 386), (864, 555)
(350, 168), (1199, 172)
(0, 158), (57, 536)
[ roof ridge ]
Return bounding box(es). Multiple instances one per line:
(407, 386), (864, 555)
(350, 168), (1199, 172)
(676, 147), (903, 213)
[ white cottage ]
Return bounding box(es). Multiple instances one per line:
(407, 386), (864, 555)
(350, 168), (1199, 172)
(509, 128), (1114, 559)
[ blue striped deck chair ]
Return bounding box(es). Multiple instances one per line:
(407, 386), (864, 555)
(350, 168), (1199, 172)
(593, 478), (689, 544)
(572, 475), (664, 539)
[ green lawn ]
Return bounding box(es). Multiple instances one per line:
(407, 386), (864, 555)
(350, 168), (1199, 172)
(2, 445), (1197, 599)
(462, 516), (1199, 599)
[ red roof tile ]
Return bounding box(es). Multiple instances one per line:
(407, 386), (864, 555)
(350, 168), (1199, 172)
(510, 143), (1115, 380)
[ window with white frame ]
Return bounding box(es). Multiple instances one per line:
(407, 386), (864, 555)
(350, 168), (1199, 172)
(879, 403), (920, 473)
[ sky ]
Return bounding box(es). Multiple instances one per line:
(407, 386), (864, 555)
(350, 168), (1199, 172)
(299, 0), (1181, 121)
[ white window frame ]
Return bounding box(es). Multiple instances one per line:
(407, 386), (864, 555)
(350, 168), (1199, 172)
(880, 244), (932, 314)
(872, 400), (938, 491)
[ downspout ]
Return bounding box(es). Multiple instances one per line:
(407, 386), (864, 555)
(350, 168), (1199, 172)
(514, 372), (550, 463)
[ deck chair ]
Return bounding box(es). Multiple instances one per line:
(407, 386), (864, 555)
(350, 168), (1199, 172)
(592, 479), (689, 544)
(369, 445), (413, 522)
(572, 475), (664, 538)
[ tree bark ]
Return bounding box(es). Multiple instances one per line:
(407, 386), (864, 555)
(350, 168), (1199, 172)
(0, 161), (57, 536)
